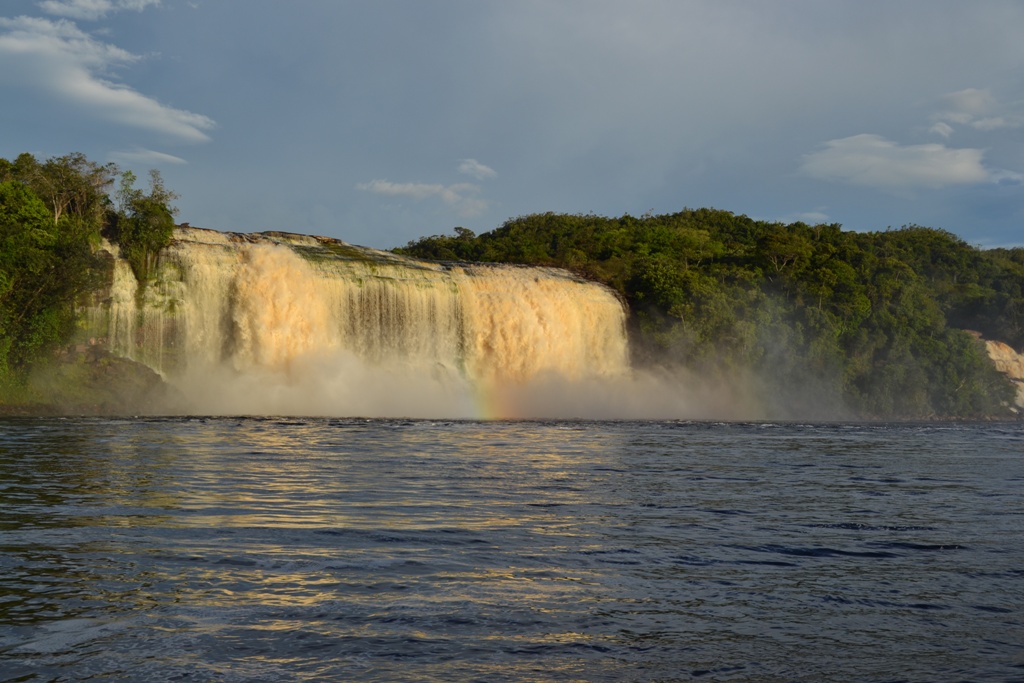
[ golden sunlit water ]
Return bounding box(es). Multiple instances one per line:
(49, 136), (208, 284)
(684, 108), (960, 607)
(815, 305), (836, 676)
(1, 418), (1022, 681)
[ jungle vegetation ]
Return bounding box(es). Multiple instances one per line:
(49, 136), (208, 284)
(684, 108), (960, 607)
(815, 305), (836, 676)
(1, 150), (1021, 418)
(0, 152), (177, 397)
(396, 210), (1024, 419)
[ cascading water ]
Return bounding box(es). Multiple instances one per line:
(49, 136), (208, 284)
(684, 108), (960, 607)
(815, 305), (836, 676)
(87, 227), (631, 417)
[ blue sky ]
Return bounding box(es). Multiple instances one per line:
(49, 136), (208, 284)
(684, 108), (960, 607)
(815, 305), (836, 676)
(2, 0), (1023, 249)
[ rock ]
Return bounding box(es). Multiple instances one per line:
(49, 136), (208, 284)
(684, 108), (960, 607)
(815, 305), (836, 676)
(25, 350), (185, 415)
(984, 340), (1024, 411)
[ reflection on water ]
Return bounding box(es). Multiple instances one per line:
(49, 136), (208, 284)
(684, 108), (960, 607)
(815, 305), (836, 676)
(0, 418), (1022, 681)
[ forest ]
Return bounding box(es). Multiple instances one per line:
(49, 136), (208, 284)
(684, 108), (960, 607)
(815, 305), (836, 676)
(397, 211), (1024, 419)
(1, 151), (1023, 418)
(0, 152), (177, 402)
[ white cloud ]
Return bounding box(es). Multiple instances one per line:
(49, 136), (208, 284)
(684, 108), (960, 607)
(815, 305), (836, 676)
(37, 0), (160, 21)
(109, 147), (186, 165)
(793, 211), (831, 224)
(0, 16), (214, 142)
(356, 179), (488, 217)
(931, 87), (1023, 135)
(943, 88), (996, 116)
(0, 16), (136, 67)
(929, 122), (954, 138)
(801, 134), (990, 190)
(972, 116), (1018, 132)
(457, 158), (496, 180)
(989, 168), (1024, 185)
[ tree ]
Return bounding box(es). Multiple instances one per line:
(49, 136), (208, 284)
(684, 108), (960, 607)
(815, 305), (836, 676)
(397, 209), (1023, 419)
(113, 170), (178, 282)
(0, 152), (185, 403)
(0, 152), (116, 229)
(0, 181), (103, 386)
(756, 224), (812, 280)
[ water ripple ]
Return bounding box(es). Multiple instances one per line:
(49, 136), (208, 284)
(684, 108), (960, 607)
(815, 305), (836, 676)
(0, 418), (1021, 682)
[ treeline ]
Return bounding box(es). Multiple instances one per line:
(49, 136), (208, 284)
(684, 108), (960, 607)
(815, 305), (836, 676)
(396, 210), (1024, 419)
(0, 152), (177, 393)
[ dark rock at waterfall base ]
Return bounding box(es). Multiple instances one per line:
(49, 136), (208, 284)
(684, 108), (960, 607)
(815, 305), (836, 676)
(20, 349), (185, 416)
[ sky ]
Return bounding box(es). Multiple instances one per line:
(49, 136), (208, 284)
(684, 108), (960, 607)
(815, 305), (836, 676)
(2, 0), (1023, 250)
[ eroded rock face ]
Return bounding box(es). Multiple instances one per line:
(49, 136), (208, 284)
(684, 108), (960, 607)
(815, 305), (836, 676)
(985, 340), (1024, 410)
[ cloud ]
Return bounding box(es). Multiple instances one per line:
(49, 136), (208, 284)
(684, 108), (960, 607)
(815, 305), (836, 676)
(37, 0), (160, 21)
(792, 211), (831, 224)
(989, 169), (1024, 185)
(972, 116), (1018, 132)
(356, 179), (488, 218)
(944, 87), (996, 116)
(800, 134), (990, 190)
(109, 147), (186, 165)
(458, 158), (497, 180)
(929, 121), (954, 139)
(0, 16), (136, 66)
(0, 15), (214, 142)
(931, 87), (1024, 135)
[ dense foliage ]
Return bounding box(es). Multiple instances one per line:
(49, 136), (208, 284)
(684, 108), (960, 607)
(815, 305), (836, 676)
(113, 170), (179, 282)
(0, 153), (176, 394)
(1, 148), (1019, 419)
(396, 210), (1024, 419)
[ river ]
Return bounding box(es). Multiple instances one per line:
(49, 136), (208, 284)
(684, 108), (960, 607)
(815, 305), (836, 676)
(1, 418), (1022, 681)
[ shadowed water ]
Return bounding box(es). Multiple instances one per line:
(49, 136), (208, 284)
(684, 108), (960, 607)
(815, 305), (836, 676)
(0, 419), (1022, 681)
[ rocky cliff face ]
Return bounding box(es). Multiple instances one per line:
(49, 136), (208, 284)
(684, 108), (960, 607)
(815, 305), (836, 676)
(985, 340), (1024, 411)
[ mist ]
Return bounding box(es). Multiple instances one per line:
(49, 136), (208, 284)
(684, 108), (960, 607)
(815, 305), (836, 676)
(84, 227), (856, 422)
(161, 351), (851, 422)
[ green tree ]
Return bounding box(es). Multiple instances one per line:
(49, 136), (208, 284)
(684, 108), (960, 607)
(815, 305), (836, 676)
(0, 152), (186, 406)
(0, 152), (116, 229)
(113, 169), (178, 282)
(397, 209), (1021, 419)
(0, 181), (103, 388)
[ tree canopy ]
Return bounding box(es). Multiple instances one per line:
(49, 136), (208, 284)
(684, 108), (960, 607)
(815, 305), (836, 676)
(0, 152), (177, 394)
(1, 150), (1020, 419)
(112, 169), (179, 282)
(397, 210), (1024, 419)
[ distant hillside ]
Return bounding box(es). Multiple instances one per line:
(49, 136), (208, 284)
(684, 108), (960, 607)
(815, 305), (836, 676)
(396, 210), (1024, 419)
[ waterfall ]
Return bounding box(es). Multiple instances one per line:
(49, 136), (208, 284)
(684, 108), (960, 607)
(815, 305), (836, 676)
(88, 227), (631, 417)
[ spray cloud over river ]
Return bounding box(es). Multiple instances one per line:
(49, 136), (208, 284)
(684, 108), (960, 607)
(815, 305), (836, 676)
(87, 228), (753, 418)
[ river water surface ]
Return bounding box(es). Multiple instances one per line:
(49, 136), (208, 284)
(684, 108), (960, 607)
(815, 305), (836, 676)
(1, 418), (1022, 682)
